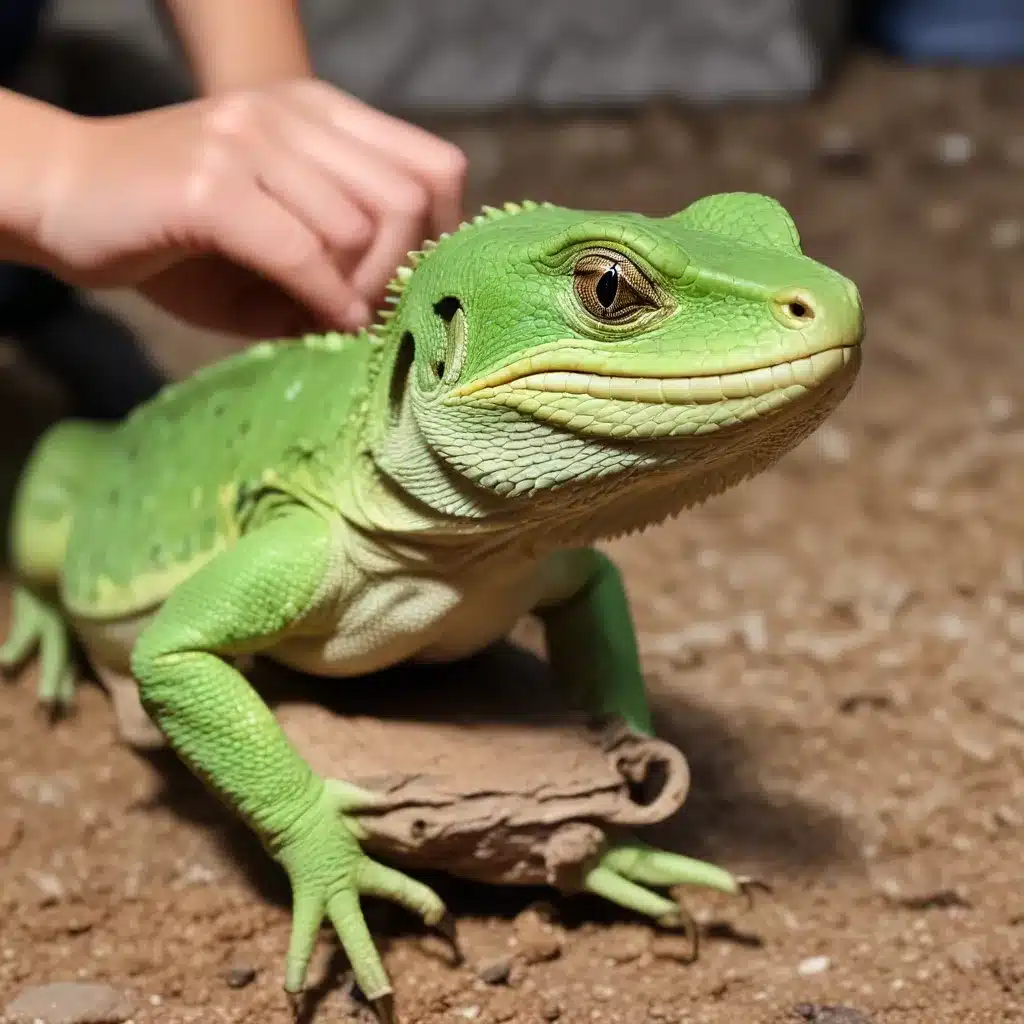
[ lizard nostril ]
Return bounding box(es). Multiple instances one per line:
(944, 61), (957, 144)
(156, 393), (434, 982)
(772, 290), (817, 328)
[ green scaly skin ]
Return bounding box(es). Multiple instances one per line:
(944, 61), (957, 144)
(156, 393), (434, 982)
(0, 193), (864, 1018)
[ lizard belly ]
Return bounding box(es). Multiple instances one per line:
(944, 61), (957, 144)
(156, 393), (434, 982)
(269, 557), (556, 677)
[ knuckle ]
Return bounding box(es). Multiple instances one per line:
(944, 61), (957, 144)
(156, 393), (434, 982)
(431, 142), (469, 186)
(389, 182), (430, 221)
(269, 231), (326, 276)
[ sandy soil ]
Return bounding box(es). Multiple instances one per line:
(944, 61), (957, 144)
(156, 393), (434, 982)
(1, 55), (1023, 1024)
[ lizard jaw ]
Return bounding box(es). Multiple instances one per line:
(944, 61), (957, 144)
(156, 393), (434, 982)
(454, 345), (857, 407)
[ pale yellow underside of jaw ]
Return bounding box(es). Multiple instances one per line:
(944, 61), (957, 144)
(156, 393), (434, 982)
(456, 345), (855, 406)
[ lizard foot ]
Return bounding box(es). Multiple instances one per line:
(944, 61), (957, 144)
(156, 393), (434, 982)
(0, 587), (76, 713)
(584, 842), (761, 961)
(276, 779), (452, 1018)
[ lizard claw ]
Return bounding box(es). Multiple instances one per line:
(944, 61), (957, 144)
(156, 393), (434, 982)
(663, 900), (701, 963)
(373, 992), (398, 1024)
(434, 910), (465, 965)
(277, 784), (448, 1007)
(585, 842), (760, 953)
(736, 876), (774, 911)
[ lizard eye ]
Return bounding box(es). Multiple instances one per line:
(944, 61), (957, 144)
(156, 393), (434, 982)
(573, 249), (658, 322)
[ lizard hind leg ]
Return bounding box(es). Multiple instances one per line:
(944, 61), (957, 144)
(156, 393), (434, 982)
(0, 586), (76, 710)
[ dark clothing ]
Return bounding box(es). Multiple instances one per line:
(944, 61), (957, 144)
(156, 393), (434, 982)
(0, 0), (47, 78)
(0, 0), (165, 418)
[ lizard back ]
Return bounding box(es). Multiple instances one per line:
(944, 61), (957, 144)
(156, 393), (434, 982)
(60, 333), (378, 620)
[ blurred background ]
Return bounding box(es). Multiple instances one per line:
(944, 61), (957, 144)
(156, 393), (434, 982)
(2, 0), (1022, 383)
(0, 5), (1022, 1022)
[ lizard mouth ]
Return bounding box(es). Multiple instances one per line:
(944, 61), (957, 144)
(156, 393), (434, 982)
(452, 345), (858, 406)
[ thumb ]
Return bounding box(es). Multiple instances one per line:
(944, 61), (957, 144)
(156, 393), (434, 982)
(138, 258), (362, 339)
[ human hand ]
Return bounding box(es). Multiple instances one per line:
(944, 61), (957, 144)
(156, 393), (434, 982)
(30, 80), (467, 337)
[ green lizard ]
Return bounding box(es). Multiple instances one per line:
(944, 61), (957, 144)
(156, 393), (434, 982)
(1, 192), (863, 1019)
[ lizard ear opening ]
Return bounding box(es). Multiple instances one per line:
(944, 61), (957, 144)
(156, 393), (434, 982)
(433, 296), (462, 323)
(433, 297), (467, 386)
(388, 331), (416, 427)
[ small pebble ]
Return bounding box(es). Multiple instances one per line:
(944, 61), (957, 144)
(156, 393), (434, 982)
(519, 931), (562, 965)
(818, 125), (870, 174)
(794, 1005), (874, 1024)
(224, 966), (257, 989)
(514, 907), (564, 965)
(990, 220), (1022, 249)
(606, 932), (649, 963)
(26, 870), (66, 906)
(936, 132), (974, 166)
(948, 938), (985, 974)
(797, 955), (832, 977)
(5, 982), (136, 1024)
(987, 395), (1014, 423)
(815, 425), (853, 464)
(488, 989), (517, 1022)
(478, 956), (513, 986)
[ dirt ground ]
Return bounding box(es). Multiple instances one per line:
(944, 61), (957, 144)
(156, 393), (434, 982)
(1, 54), (1023, 1024)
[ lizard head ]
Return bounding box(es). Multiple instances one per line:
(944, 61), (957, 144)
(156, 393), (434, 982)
(374, 193), (863, 537)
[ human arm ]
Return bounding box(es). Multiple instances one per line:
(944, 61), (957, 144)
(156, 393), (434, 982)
(0, 89), (76, 267)
(0, 77), (465, 337)
(160, 0), (468, 303)
(161, 0), (313, 92)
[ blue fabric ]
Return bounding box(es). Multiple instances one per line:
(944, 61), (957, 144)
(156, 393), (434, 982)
(871, 0), (1024, 63)
(0, 0), (48, 78)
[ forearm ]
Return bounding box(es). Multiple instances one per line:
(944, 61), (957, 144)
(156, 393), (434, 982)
(162, 0), (313, 94)
(0, 89), (78, 267)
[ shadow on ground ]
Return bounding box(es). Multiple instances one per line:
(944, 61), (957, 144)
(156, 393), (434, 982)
(132, 641), (862, 939)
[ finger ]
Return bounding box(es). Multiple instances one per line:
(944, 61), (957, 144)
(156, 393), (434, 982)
(325, 888), (392, 1002)
(351, 212), (429, 311)
(138, 258), (327, 339)
(290, 82), (467, 236)
(285, 894), (325, 993)
(583, 864), (682, 927)
(191, 180), (371, 331)
(356, 860), (447, 927)
(265, 104), (434, 300)
(247, 132), (375, 257)
(601, 844), (741, 895)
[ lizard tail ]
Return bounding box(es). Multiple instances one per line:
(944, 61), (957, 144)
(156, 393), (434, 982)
(8, 420), (115, 590)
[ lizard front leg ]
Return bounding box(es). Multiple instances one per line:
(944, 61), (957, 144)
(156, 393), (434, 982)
(131, 506), (449, 1018)
(536, 547), (653, 734)
(535, 548), (757, 950)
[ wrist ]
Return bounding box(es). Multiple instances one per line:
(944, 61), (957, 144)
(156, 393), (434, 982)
(164, 0), (313, 94)
(0, 90), (86, 267)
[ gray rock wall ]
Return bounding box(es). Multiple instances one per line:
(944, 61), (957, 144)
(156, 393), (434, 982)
(34, 0), (850, 115)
